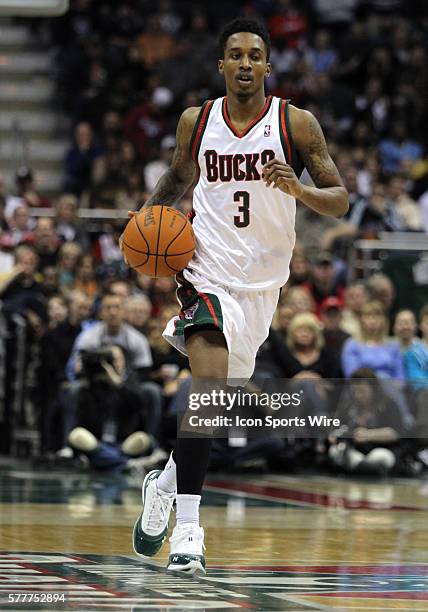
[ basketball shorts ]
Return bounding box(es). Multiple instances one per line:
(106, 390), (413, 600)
(163, 268), (280, 382)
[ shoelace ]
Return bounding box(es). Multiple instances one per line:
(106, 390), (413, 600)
(146, 491), (174, 532)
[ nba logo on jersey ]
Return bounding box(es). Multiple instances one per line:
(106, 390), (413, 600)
(264, 124), (271, 137)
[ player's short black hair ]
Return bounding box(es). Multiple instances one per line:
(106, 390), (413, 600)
(219, 18), (271, 60)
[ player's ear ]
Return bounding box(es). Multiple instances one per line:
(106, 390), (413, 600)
(265, 62), (272, 78)
(218, 59), (224, 74)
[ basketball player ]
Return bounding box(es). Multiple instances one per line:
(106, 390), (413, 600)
(124, 18), (348, 574)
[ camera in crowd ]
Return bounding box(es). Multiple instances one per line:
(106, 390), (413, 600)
(80, 348), (115, 378)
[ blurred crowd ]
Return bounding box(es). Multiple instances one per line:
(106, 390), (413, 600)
(1, 0), (428, 476)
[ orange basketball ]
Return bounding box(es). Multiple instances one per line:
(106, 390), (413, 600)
(121, 205), (195, 277)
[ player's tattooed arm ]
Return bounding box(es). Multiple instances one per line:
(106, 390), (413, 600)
(262, 107), (348, 218)
(292, 108), (348, 217)
(142, 107), (200, 209)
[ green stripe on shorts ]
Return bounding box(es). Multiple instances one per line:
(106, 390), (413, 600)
(175, 291), (223, 336)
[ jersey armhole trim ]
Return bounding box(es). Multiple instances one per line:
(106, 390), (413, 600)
(286, 101), (307, 177)
(189, 100), (214, 163)
(284, 100), (298, 168)
(278, 99), (292, 165)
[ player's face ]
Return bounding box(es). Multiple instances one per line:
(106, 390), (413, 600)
(218, 32), (271, 97)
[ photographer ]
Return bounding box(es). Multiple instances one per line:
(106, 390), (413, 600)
(68, 345), (153, 469)
(64, 292), (163, 452)
(329, 368), (407, 475)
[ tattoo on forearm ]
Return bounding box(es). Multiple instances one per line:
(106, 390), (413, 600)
(144, 168), (187, 207)
(143, 117), (195, 208)
(301, 117), (340, 187)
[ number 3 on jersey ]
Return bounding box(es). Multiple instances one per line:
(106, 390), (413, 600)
(233, 191), (250, 228)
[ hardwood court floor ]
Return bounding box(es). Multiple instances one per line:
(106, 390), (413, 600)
(0, 460), (427, 610)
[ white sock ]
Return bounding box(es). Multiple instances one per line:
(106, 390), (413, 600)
(176, 494), (200, 525)
(156, 452), (177, 494)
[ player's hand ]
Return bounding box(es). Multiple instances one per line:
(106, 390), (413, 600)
(118, 210), (137, 265)
(262, 159), (304, 199)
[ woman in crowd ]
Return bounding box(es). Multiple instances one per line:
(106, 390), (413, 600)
(341, 300), (404, 379)
(282, 312), (341, 379)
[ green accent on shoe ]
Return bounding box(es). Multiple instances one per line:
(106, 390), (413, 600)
(132, 469), (168, 558)
(167, 553), (206, 570)
(132, 513), (167, 557)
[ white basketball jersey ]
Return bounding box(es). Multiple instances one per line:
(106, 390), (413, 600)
(187, 95), (299, 291)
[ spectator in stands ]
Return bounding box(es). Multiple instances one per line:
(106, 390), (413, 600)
(57, 241), (83, 294)
(150, 276), (177, 315)
(365, 45), (397, 91)
(269, 0), (308, 49)
(0, 244), (46, 327)
(288, 247), (311, 286)
(367, 273), (396, 316)
(393, 309), (418, 351)
(403, 305), (428, 389)
(40, 266), (60, 298)
(14, 167), (51, 210)
(108, 279), (131, 300)
(0, 204), (34, 249)
(125, 294), (152, 335)
(361, 182), (407, 235)
(303, 252), (345, 317)
(305, 30), (338, 74)
(341, 301), (404, 379)
(68, 423), (152, 471)
(341, 281), (369, 339)
(355, 77), (390, 135)
(29, 217), (61, 270)
(254, 303), (297, 381)
(88, 151), (127, 209)
(320, 296), (349, 361)
(135, 14), (175, 70)
(320, 167), (368, 253)
(329, 368), (406, 475)
(100, 111), (124, 154)
(419, 187), (428, 233)
(148, 307), (189, 391)
(281, 285), (315, 314)
(40, 289), (93, 452)
(68, 344), (156, 469)
(115, 170), (145, 212)
(265, 313), (341, 446)
(144, 135), (176, 192)
(123, 95), (168, 161)
(403, 306), (428, 448)
(387, 175), (422, 232)
(311, 0), (358, 32)
(47, 295), (68, 331)
(379, 121), (423, 174)
(272, 303), (296, 341)
(73, 254), (99, 297)
(64, 122), (103, 196)
(55, 193), (90, 249)
(278, 312), (341, 379)
(67, 292), (162, 445)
